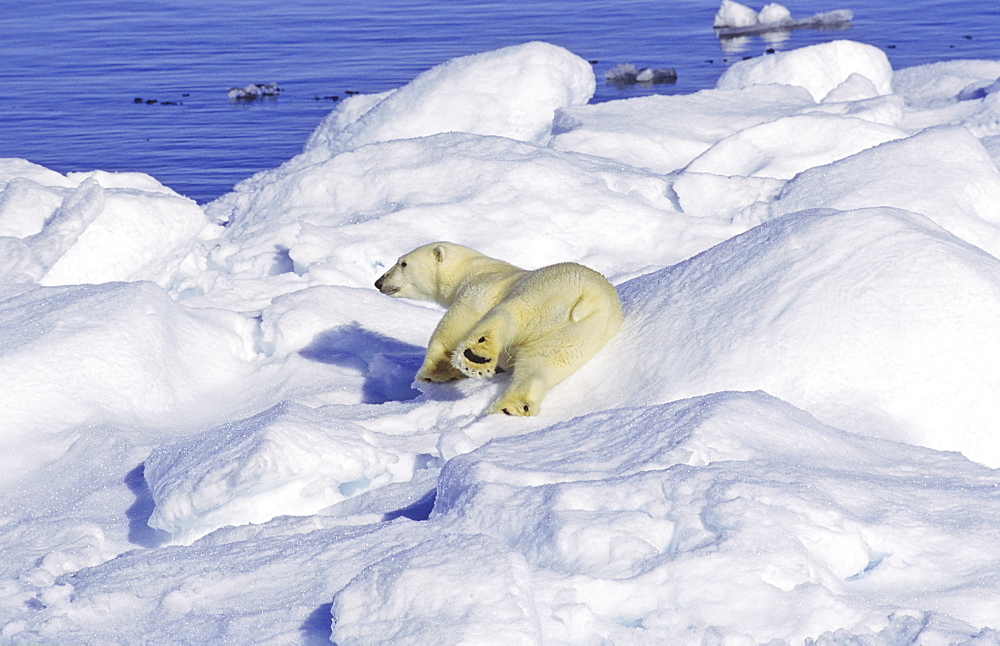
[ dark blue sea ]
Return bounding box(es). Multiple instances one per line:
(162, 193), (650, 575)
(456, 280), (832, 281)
(2, 0), (998, 204)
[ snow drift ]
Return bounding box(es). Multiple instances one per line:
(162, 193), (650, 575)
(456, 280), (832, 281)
(4, 39), (1000, 645)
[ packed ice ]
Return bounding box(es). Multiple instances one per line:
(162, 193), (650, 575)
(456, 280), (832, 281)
(227, 82), (283, 101)
(604, 63), (677, 86)
(713, 1), (853, 37)
(3, 38), (1000, 644)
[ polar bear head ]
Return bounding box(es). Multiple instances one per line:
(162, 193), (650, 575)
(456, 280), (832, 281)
(375, 241), (482, 304)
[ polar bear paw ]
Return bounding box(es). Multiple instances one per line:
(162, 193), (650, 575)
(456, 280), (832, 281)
(452, 334), (499, 379)
(486, 396), (535, 416)
(416, 357), (466, 383)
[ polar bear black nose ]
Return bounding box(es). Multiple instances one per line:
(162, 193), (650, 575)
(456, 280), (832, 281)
(375, 276), (384, 291)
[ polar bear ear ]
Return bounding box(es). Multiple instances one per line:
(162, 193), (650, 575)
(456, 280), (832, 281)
(433, 244), (447, 263)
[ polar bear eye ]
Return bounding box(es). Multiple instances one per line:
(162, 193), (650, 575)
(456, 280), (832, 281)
(400, 261), (407, 268)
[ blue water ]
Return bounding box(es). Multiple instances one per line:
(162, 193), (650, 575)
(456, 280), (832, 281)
(2, 0), (998, 204)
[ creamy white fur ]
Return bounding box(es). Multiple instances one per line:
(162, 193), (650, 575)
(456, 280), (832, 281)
(375, 242), (622, 415)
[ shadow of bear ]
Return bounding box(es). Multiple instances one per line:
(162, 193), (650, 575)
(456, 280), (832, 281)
(299, 322), (424, 404)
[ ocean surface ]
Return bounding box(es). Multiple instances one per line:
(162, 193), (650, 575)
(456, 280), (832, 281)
(2, 0), (998, 204)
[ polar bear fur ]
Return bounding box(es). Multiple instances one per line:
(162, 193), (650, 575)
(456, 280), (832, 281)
(375, 242), (622, 416)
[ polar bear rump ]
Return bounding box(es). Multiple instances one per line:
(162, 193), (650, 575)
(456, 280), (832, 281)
(375, 242), (622, 415)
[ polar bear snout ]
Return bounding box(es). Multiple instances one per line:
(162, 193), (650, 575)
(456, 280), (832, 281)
(374, 273), (399, 296)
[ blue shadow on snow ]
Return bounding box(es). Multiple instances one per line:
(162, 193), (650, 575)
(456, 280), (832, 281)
(301, 602), (336, 645)
(124, 464), (171, 548)
(383, 489), (437, 522)
(299, 322), (424, 404)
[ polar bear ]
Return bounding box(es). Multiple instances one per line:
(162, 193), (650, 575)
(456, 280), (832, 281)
(374, 242), (622, 416)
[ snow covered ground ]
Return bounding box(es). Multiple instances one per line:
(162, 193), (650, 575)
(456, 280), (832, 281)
(3, 38), (1000, 644)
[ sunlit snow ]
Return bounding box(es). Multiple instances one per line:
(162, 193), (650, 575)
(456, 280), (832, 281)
(3, 38), (1000, 644)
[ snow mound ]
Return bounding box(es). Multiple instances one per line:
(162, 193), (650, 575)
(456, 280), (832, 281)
(684, 112), (905, 179)
(891, 59), (1000, 141)
(0, 169), (211, 287)
(304, 41), (595, 156)
(0, 282), (256, 460)
(333, 392), (1000, 644)
(613, 207), (1000, 465)
(189, 133), (734, 309)
(551, 83), (815, 174)
(717, 40), (892, 102)
(772, 127), (1000, 257)
(893, 59), (1000, 107)
(144, 401), (437, 543)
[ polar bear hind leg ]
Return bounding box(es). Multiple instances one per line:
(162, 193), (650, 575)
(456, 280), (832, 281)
(485, 352), (553, 416)
(451, 310), (515, 380)
(486, 311), (616, 416)
(450, 262), (622, 416)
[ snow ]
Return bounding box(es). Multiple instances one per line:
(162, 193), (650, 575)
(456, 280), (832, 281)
(757, 3), (793, 25)
(604, 63), (677, 86)
(717, 39), (893, 102)
(551, 83), (817, 174)
(3, 39), (1000, 644)
(228, 82), (282, 101)
(713, 1), (854, 39)
(306, 41), (595, 156)
(0, 169), (211, 287)
(714, 0), (760, 28)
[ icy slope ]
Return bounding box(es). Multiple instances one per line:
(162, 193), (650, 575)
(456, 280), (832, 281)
(615, 207), (1000, 463)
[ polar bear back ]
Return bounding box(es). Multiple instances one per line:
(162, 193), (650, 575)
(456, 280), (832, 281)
(499, 262), (623, 346)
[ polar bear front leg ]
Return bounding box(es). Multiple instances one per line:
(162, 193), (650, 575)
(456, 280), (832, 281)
(415, 307), (481, 383)
(415, 341), (466, 383)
